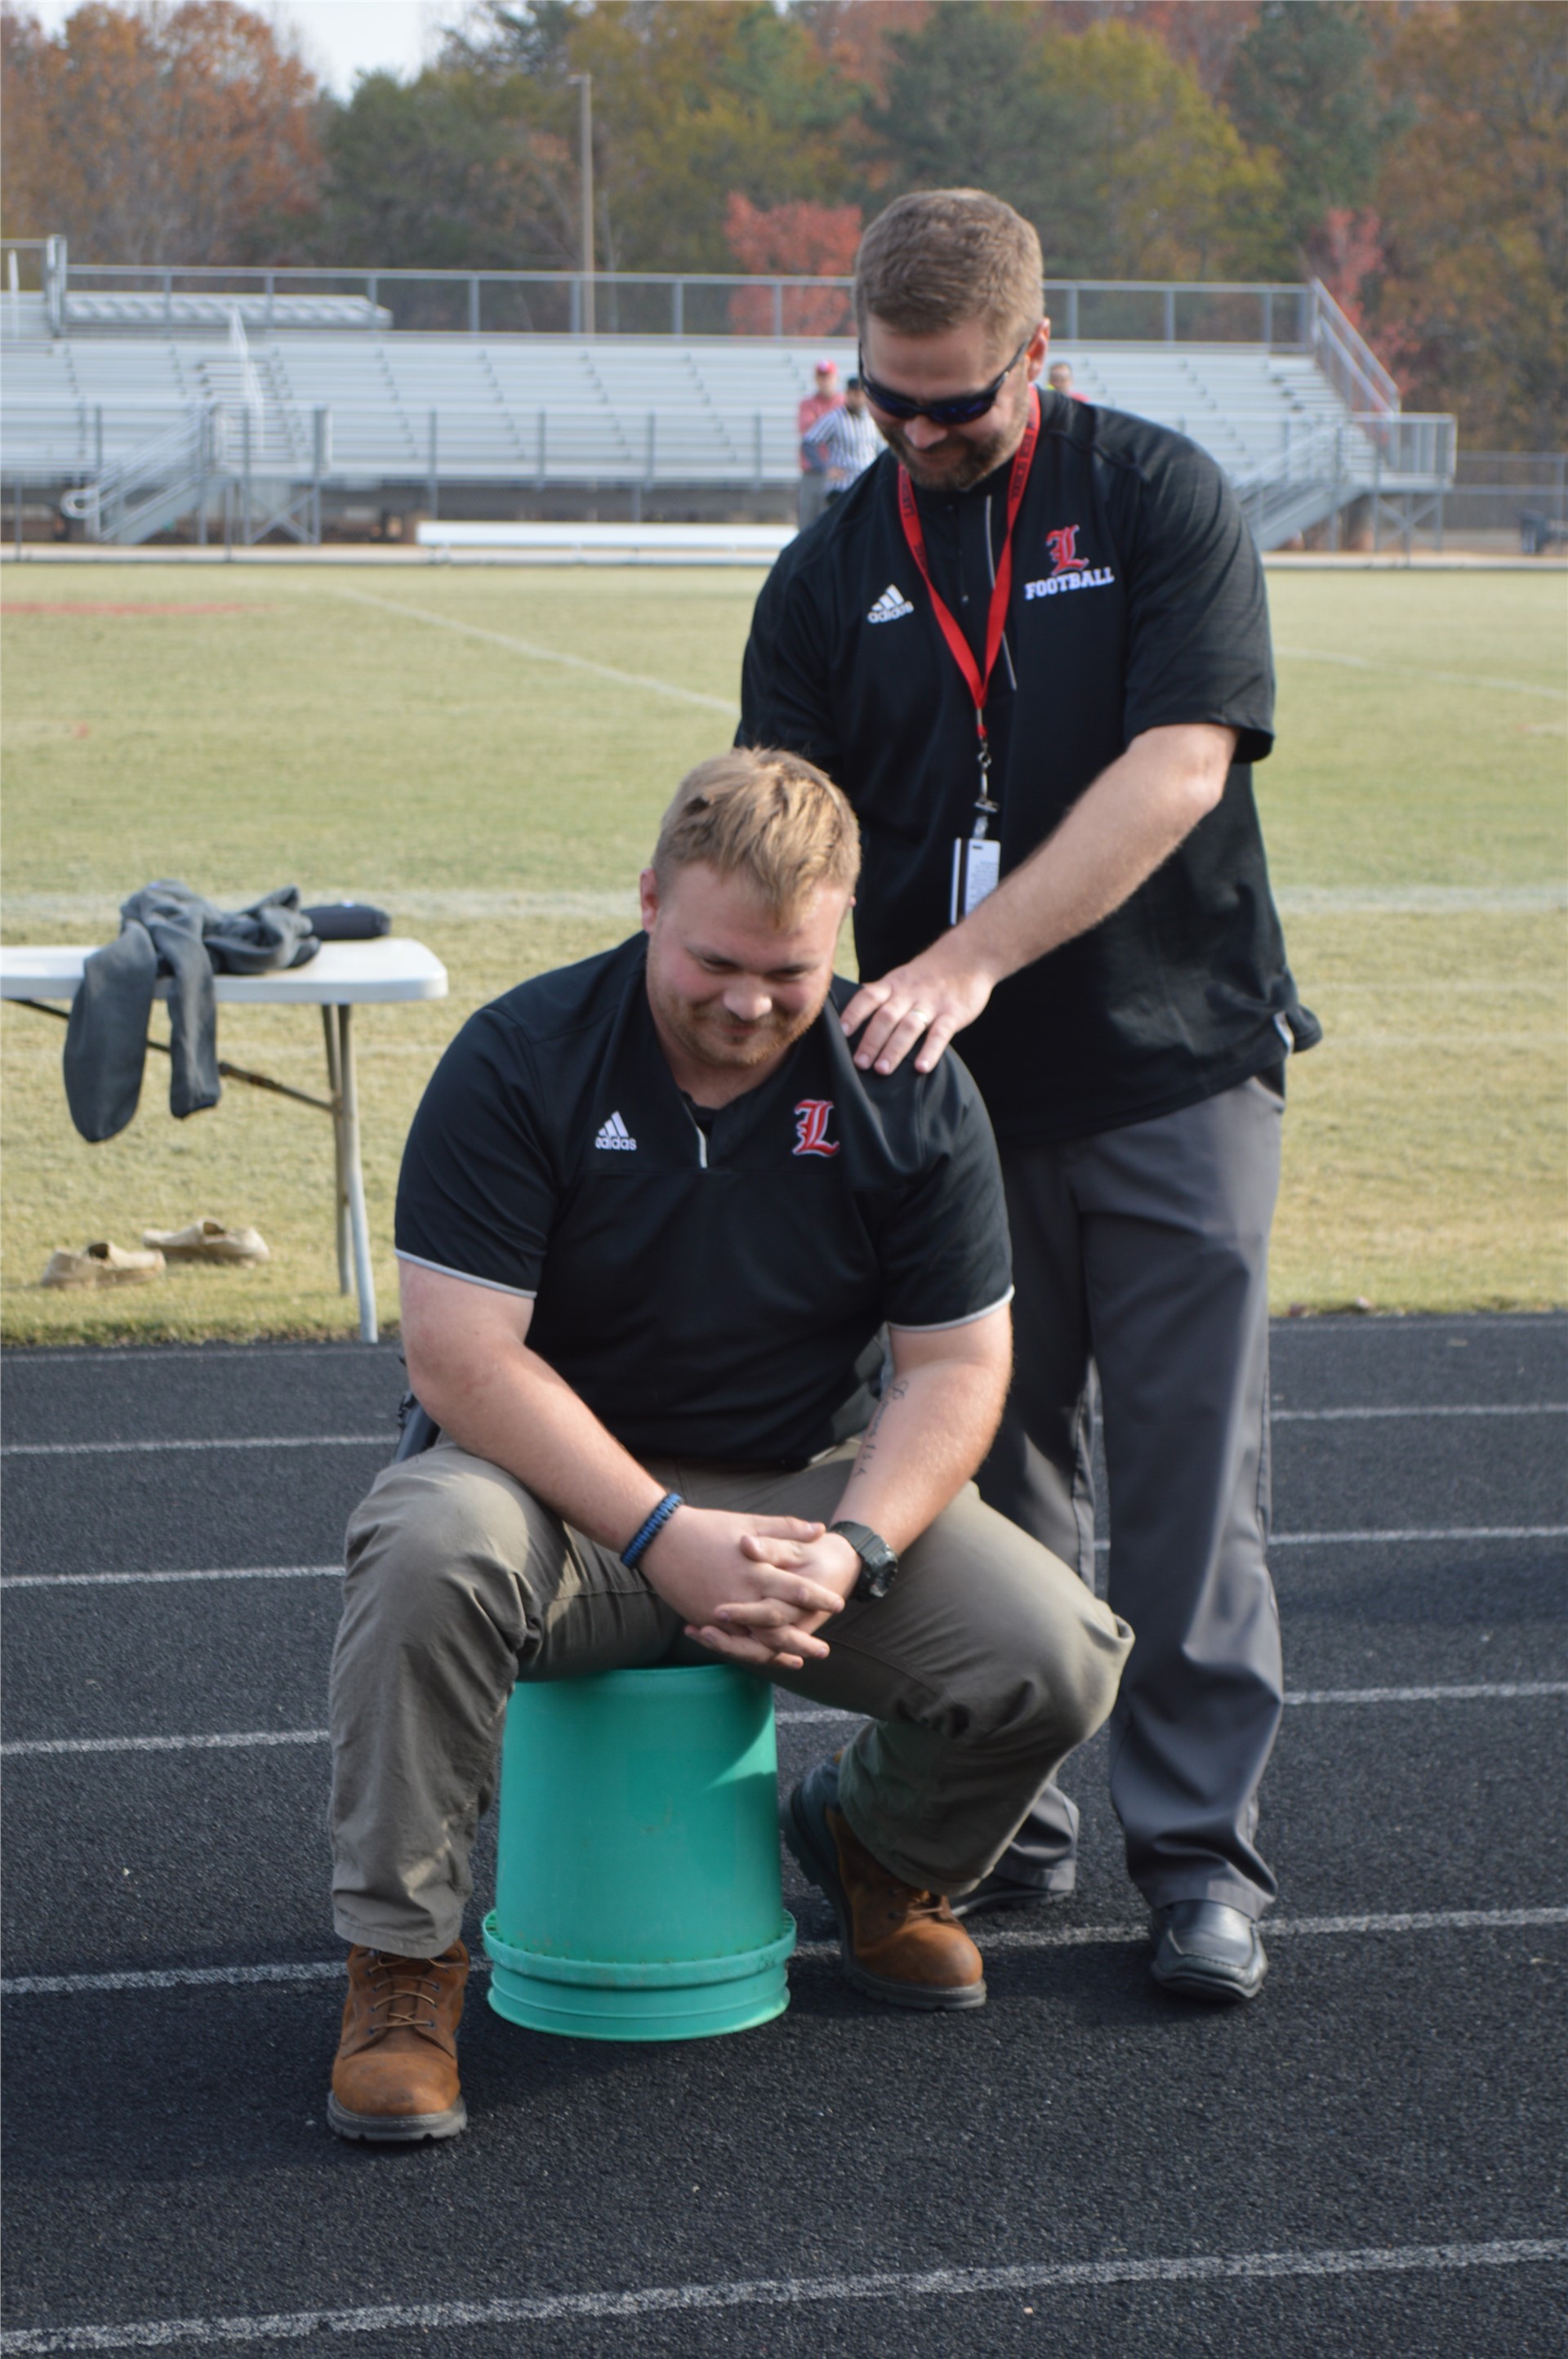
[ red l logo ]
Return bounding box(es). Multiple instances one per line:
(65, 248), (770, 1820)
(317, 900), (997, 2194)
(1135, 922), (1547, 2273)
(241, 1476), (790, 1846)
(1045, 524), (1084, 575)
(793, 1099), (839, 1157)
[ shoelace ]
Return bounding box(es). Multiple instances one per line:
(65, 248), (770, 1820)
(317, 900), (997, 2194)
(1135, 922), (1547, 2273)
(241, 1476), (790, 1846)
(363, 1951), (447, 2034)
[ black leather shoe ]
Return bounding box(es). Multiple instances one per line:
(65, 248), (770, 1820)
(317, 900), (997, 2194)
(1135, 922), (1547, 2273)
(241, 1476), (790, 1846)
(1149, 1900), (1267, 2004)
(950, 1870), (1072, 1921)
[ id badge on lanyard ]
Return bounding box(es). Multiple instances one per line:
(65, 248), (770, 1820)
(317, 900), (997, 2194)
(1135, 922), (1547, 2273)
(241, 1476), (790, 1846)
(898, 387), (1040, 934)
(951, 832), (1001, 924)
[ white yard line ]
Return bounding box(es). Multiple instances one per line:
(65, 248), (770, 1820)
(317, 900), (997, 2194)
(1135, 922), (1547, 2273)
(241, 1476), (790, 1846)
(1274, 644), (1567, 701)
(1, 2237), (1565, 2352)
(1273, 884), (1566, 914)
(333, 586), (739, 715)
(6, 1910), (1565, 2000)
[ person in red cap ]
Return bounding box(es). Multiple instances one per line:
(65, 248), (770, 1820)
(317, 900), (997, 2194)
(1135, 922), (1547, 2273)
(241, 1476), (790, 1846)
(797, 358), (843, 530)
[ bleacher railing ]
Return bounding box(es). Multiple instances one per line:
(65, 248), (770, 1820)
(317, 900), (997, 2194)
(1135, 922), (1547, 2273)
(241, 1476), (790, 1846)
(29, 249), (1320, 348)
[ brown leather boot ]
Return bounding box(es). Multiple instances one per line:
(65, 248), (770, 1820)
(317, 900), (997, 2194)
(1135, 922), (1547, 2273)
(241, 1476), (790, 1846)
(327, 1941), (469, 2142)
(785, 1760), (986, 2010)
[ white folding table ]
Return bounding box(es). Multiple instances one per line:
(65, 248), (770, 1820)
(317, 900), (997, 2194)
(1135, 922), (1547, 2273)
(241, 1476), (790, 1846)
(1, 937), (448, 1343)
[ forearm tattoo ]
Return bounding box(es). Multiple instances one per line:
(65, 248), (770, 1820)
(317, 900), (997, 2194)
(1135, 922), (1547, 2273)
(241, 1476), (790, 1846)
(847, 1378), (910, 1485)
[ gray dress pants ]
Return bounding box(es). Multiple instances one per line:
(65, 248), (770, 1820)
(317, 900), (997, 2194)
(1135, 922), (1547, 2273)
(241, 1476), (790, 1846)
(978, 1073), (1285, 1920)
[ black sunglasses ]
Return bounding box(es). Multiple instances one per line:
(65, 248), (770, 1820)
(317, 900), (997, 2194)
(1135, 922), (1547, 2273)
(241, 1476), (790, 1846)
(858, 331), (1036, 427)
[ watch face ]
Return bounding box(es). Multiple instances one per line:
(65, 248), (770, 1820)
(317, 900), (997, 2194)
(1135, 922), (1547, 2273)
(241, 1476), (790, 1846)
(858, 1557), (897, 1600)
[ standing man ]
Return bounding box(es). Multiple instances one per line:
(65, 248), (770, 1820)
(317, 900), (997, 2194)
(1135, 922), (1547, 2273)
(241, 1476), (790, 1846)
(741, 190), (1319, 2006)
(804, 375), (884, 504)
(797, 357), (842, 530)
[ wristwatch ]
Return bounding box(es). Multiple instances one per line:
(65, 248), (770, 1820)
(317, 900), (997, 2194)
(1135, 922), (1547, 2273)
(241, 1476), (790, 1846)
(829, 1520), (900, 1602)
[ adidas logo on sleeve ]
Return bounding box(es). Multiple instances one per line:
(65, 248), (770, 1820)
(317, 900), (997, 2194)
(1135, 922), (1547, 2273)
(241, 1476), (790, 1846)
(866, 583), (915, 624)
(594, 1112), (637, 1151)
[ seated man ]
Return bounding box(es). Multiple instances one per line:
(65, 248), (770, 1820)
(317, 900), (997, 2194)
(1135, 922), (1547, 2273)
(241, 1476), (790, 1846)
(327, 747), (1132, 2143)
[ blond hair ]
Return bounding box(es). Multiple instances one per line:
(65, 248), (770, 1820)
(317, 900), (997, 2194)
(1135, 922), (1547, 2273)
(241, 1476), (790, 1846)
(653, 748), (860, 920)
(855, 189), (1044, 359)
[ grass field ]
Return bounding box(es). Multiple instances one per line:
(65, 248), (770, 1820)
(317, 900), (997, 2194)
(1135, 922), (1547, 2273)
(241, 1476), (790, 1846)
(2, 562), (1564, 1344)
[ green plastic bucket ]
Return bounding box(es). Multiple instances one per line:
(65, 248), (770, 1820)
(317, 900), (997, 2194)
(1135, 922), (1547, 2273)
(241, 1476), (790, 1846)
(482, 1664), (795, 2042)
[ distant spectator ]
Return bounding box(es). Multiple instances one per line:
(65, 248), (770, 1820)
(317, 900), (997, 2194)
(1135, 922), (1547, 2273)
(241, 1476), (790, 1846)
(1048, 360), (1088, 403)
(797, 358), (842, 528)
(804, 375), (883, 505)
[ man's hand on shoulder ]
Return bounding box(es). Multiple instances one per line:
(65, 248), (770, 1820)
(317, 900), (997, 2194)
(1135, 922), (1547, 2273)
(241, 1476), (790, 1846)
(642, 1508), (855, 1670)
(841, 937), (1002, 1077)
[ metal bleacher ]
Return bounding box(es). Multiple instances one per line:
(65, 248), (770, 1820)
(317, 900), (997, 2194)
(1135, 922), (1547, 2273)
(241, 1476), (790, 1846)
(0, 252), (1456, 551)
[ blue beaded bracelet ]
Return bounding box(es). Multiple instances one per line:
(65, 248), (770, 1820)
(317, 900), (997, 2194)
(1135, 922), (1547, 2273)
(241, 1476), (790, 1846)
(621, 1491), (684, 1571)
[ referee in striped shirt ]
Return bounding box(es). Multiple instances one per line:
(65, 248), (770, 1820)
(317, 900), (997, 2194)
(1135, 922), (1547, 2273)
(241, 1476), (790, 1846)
(803, 376), (883, 504)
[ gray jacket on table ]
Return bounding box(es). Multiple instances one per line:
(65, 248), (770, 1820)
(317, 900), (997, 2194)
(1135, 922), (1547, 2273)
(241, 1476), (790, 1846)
(63, 881), (318, 1144)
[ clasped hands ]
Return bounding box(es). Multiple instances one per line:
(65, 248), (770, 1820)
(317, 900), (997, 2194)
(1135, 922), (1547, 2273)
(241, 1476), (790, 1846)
(641, 1507), (861, 1670)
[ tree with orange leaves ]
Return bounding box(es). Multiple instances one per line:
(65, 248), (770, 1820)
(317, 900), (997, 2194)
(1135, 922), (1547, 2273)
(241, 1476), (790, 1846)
(1, 1), (323, 263)
(724, 194), (861, 335)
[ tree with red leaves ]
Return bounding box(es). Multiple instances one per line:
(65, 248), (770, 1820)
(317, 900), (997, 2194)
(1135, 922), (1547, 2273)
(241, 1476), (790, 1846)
(724, 194), (861, 336)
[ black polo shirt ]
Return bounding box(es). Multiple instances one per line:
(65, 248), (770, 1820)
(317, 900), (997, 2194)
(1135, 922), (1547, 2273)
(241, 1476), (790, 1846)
(740, 388), (1318, 1146)
(394, 935), (1013, 1465)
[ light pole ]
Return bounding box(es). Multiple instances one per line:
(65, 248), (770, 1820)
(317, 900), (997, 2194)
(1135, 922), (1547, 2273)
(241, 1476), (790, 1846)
(566, 72), (594, 337)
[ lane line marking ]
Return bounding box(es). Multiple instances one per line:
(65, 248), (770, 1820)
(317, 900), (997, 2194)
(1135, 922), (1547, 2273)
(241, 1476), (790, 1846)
(1, 1730), (328, 1758)
(8, 1524), (1564, 1589)
(781, 1683), (1568, 1725)
(6, 1911), (1566, 1999)
(11, 1683), (1565, 1757)
(5, 1408), (1562, 1459)
(1272, 1403), (1568, 1420)
(0, 1434), (386, 1458)
(1274, 643), (1568, 700)
(1, 1565), (340, 1590)
(332, 586), (738, 715)
(1267, 1526), (1568, 1545)
(2, 2237), (1565, 2349)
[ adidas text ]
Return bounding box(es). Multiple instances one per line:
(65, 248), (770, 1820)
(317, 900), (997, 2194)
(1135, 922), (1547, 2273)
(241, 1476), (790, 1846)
(866, 584), (915, 624)
(595, 1113), (637, 1151)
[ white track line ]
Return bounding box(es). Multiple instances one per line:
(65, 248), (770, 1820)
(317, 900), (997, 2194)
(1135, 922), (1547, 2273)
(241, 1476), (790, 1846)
(0, 1566), (340, 1590)
(11, 1683), (1564, 1758)
(333, 586), (738, 715)
(1268, 1526), (1567, 1545)
(1274, 643), (1568, 701)
(2, 2237), (1566, 2351)
(1, 1730), (327, 1758)
(0, 1434), (385, 1458)
(6, 1404), (1561, 1458)
(780, 1684), (1568, 1728)
(6, 1911), (1565, 1999)
(1272, 1403), (1567, 1420)
(7, 1520), (1564, 1589)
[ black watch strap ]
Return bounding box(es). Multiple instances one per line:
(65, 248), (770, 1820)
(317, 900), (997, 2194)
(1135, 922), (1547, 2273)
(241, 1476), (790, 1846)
(829, 1519), (900, 1601)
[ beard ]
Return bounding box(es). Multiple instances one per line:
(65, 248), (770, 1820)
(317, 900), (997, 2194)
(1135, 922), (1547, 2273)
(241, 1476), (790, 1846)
(876, 380), (1031, 493)
(647, 979), (822, 1081)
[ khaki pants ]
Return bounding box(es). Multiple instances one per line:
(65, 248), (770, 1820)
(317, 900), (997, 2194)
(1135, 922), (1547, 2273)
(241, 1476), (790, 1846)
(330, 1439), (1133, 1955)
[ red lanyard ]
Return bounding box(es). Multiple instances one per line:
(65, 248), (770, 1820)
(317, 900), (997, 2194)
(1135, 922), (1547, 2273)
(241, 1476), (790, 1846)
(896, 385), (1040, 825)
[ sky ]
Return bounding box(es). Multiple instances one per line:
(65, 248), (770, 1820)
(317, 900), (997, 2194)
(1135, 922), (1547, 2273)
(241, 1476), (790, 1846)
(22, 2), (448, 96)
